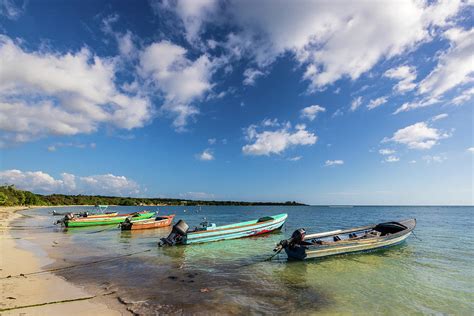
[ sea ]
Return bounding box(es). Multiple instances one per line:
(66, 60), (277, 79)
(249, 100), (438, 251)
(12, 205), (474, 315)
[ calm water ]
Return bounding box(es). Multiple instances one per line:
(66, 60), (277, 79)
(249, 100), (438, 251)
(13, 206), (474, 315)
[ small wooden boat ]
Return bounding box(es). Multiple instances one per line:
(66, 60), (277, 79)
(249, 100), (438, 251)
(57, 211), (155, 227)
(52, 205), (117, 218)
(120, 215), (175, 230)
(159, 213), (288, 246)
(274, 219), (416, 260)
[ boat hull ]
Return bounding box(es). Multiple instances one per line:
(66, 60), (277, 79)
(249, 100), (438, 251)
(184, 213), (287, 245)
(283, 219), (416, 260)
(65, 212), (155, 227)
(121, 215), (175, 230)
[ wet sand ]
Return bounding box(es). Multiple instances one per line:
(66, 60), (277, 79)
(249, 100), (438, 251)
(0, 206), (127, 315)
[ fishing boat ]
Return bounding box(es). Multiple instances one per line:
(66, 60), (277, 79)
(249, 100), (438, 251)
(274, 219), (416, 260)
(120, 215), (175, 230)
(159, 213), (288, 246)
(56, 211), (155, 227)
(52, 205), (117, 218)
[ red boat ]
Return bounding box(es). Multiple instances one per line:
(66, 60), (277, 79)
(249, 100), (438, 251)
(120, 215), (175, 230)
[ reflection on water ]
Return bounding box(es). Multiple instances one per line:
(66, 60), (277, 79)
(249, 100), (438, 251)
(12, 205), (474, 315)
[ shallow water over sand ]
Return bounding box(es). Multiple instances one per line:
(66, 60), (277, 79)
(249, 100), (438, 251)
(13, 206), (474, 314)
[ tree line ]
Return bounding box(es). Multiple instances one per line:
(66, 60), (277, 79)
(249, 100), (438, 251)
(0, 185), (305, 207)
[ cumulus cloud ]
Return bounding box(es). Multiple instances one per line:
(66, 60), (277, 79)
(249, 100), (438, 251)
(419, 27), (474, 98)
(301, 105), (326, 121)
(384, 156), (400, 163)
(0, 169), (140, 196)
(156, 0), (218, 44)
(350, 97), (363, 111)
(242, 120), (317, 156)
(230, 0), (462, 90)
(158, 1), (464, 92)
(383, 121), (451, 150)
(367, 96), (388, 110)
(0, 35), (151, 144)
(138, 41), (215, 130)
(197, 148), (214, 160)
(325, 160), (344, 167)
(379, 149), (396, 155)
(243, 68), (265, 86)
(384, 65), (417, 93)
(467, 147), (474, 153)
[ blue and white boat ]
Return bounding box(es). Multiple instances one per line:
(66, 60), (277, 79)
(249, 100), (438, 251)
(159, 213), (288, 246)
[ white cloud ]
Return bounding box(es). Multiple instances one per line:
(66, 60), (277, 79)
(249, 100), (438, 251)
(332, 108), (343, 117)
(242, 121), (317, 156)
(0, 169), (140, 196)
(197, 148), (214, 161)
(227, 0), (463, 90)
(208, 138), (216, 145)
(384, 65), (417, 93)
(47, 142), (96, 152)
(383, 121), (451, 150)
(325, 160), (344, 167)
(422, 154), (447, 163)
(288, 156), (302, 161)
(409, 160), (417, 164)
(367, 96), (388, 110)
(467, 147), (474, 153)
(394, 97), (441, 114)
(384, 156), (400, 163)
(157, 0), (218, 44)
(350, 97), (363, 111)
(452, 87), (474, 105)
(0, 35), (151, 144)
(138, 41), (215, 130)
(379, 149), (396, 155)
(301, 105), (326, 121)
(431, 113), (448, 121)
(0, 0), (25, 20)
(419, 27), (474, 98)
(243, 68), (265, 86)
(261, 118), (279, 127)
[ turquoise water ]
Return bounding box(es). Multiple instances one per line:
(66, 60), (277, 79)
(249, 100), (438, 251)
(14, 206), (474, 314)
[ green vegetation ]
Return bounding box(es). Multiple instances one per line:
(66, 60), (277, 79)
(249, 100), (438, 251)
(0, 185), (306, 207)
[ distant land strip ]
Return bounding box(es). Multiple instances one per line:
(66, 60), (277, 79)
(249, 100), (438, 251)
(0, 185), (306, 207)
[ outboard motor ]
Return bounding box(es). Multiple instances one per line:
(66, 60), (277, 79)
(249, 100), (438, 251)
(274, 228), (306, 252)
(158, 220), (189, 246)
(121, 217), (133, 230)
(55, 212), (75, 225)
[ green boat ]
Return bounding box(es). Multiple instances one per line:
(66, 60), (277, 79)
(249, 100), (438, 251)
(58, 211), (155, 227)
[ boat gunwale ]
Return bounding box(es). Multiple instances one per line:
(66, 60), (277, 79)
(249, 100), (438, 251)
(129, 214), (175, 225)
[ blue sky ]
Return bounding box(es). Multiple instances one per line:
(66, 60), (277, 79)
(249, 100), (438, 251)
(0, 0), (472, 205)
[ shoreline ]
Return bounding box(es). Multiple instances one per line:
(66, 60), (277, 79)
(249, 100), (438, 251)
(0, 206), (127, 315)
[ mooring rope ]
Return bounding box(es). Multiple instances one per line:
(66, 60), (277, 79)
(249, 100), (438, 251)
(0, 295), (96, 312)
(0, 249), (151, 280)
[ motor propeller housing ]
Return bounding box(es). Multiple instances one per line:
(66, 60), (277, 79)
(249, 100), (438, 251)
(158, 219), (189, 246)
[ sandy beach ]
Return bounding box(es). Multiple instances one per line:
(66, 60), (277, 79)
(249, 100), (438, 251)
(0, 206), (125, 316)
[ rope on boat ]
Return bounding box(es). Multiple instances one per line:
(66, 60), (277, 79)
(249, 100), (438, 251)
(411, 230), (422, 241)
(86, 225), (120, 234)
(0, 249), (151, 280)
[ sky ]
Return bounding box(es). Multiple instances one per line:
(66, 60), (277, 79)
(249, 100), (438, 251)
(0, 0), (473, 205)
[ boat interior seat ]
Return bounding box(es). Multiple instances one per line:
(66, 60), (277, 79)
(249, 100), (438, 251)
(257, 216), (273, 223)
